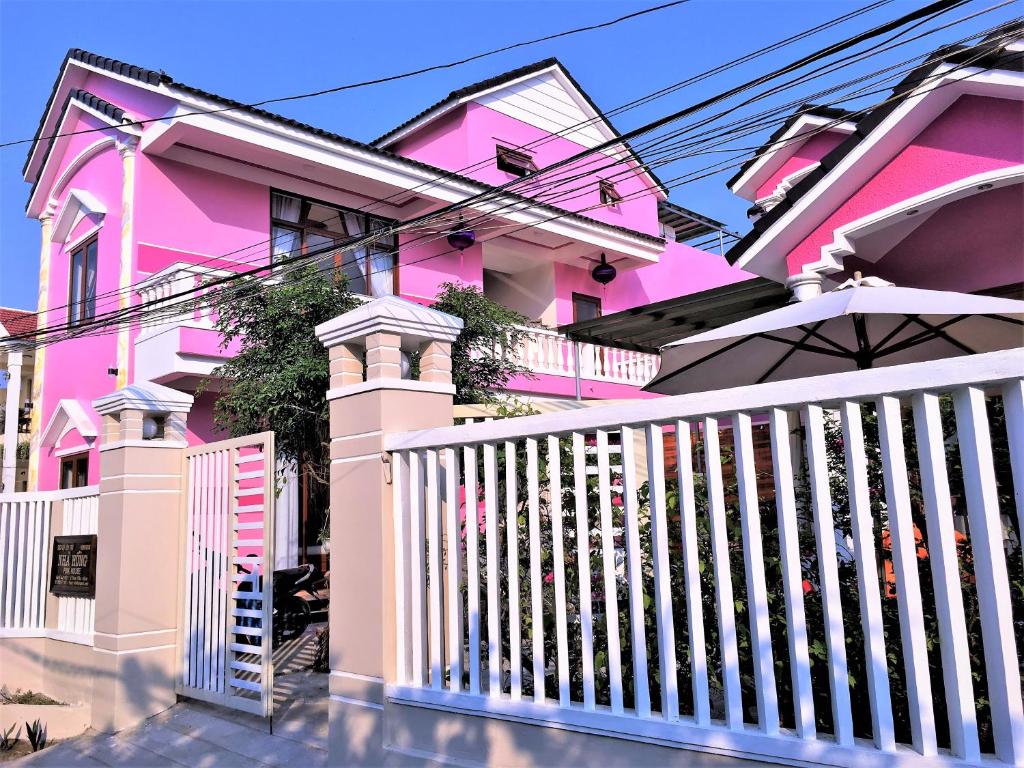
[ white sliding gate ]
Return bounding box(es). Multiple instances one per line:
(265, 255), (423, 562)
(177, 432), (275, 717)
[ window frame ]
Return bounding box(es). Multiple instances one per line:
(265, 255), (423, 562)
(59, 452), (90, 490)
(269, 189), (398, 297)
(67, 235), (98, 326)
(495, 145), (535, 178)
(571, 292), (602, 323)
(599, 179), (622, 207)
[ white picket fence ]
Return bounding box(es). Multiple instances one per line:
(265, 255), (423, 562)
(0, 487), (99, 643)
(386, 348), (1024, 767)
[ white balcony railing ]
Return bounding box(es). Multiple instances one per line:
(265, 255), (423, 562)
(508, 325), (659, 388)
(135, 262), (236, 339)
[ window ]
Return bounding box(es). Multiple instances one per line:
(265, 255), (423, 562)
(270, 191), (397, 297)
(68, 237), (98, 325)
(599, 180), (622, 206)
(572, 293), (601, 323)
(60, 453), (89, 489)
(495, 146), (535, 177)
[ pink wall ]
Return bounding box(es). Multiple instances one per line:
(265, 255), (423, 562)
(39, 110), (125, 489)
(786, 95), (1024, 276)
(390, 102), (662, 237)
(754, 130), (848, 201)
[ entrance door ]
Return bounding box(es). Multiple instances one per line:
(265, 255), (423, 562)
(177, 432), (275, 717)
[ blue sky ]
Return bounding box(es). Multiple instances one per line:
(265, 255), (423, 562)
(0, 0), (1017, 310)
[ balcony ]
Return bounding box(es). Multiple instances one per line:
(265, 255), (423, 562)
(133, 262), (240, 388)
(500, 325), (660, 394)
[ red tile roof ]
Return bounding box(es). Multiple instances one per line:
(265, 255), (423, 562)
(0, 307), (37, 338)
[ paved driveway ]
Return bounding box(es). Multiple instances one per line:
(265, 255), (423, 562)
(21, 627), (327, 767)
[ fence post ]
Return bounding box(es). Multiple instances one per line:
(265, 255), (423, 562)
(316, 296), (462, 766)
(89, 382), (193, 732)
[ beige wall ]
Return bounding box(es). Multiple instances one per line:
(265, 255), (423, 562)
(483, 264), (557, 326)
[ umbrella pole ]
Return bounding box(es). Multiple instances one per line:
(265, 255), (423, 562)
(853, 313), (873, 370)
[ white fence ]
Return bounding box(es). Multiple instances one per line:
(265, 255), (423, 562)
(0, 487), (99, 643)
(386, 349), (1024, 767)
(507, 325), (659, 388)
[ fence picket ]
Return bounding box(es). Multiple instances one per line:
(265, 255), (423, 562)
(768, 409), (814, 738)
(1003, 380), (1024, 544)
(547, 436), (570, 707)
(483, 442), (501, 695)
(676, 419), (710, 726)
(953, 386), (1024, 764)
(464, 444), (481, 695)
(620, 426), (651, 718)
(839, 401), (895, 751)
(910, 393), (979, 760)
(505, 441), (522, 701)
(733, 412), (778, 735)
(426, 449), (444, 690)
(596, 429), (624, 714)
(645, 424), (678, 721)
(877, 396), (936, 757)
(804, 404), (854, 747)
(392, 451), (408, 686)
(572, 432), (596, 711)
(444, 448), (464, 692)
(409, 450), (426, 688)
(703, 416), (742, 729)
(526, 438), (545, 703)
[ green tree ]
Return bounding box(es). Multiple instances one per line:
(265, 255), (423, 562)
(429, 281), (531, 405)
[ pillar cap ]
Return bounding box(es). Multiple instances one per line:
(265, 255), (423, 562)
(315, 295), (463, 352)
(93, 380), (194, 416)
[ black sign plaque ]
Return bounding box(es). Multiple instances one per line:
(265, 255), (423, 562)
(49, 535), (97, 598)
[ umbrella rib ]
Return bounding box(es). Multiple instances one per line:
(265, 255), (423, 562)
(876, 315), (975, 358)
(870, 315), (917, 354)
(647, 334), (761, 388)
(756, 332), (852, 359)
(796, 324), (854, 355)
(755, 321), (827, 384)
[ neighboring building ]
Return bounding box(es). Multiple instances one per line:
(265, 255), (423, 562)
(724, 28), (1023, 297)
(0, 308), (36, 492)
(16, 50), (750, 561)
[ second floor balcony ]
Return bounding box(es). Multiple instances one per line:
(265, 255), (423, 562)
(133, 263), (660, 396)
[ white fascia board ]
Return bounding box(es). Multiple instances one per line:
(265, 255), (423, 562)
(152, 96), (664, 259)
(812, 164), (1024, 274)
(729, 115), (856, 200)
(734, 65), (1024, 282)
(26, 95), (138, 218)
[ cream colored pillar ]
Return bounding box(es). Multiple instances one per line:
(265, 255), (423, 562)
(89, 381), (193, 733)
(2, 347), (24, 492)
(115, 135), (139, 391)
(27, 204), (55, 490)
(316, 296), (462, 766)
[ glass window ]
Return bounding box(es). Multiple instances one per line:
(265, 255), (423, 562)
(269, 191), (397, 297)
(68, 237), (98, 325)
(572, 293), (601, 323)
(59, 453), (89, 489)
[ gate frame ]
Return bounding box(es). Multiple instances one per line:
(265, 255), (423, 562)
(175, 431), (275, 718)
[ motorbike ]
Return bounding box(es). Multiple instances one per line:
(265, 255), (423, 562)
(235, 560), (327, 646)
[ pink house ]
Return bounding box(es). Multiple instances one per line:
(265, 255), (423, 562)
(723, 31), (1023, 295)
(14, 52), (749, 560)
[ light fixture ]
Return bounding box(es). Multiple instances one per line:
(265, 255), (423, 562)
(905, 208), (919, 216)
(591, 253), (617, 285)
(446, 217), (476, 251)
(977, 183), (993, 191)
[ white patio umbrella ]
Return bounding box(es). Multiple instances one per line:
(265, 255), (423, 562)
(645, 276), (1024, 395)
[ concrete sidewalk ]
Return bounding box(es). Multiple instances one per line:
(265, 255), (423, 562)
(20, 627), (328, 767)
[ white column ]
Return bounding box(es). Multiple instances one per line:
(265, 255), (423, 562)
(27, 206), (54, 490)
(116, 135), (139, 391)
(275, 457), (299, 569)
(2, 349), (24, 492)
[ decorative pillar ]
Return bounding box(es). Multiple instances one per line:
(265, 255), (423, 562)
(2, 347), (24, 492)
(89, 381), (193, 733)
(27, 204), (55, 490)
(316, 296), (462, 766)
(115, 135), (139, 391)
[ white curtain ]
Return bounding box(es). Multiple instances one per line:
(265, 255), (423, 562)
(271, 193), (301, 222)
(342, 213), (367, 294)
(84, 241), (97, 317)
(369, 251), (394, 296)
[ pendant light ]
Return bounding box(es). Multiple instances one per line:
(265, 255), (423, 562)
(591, 253), (616, 285)
(446, 216), (476, 251)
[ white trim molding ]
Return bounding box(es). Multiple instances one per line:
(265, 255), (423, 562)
(809, 164), (1024, 275)
(40, 398), (99, 448)
(52, 188), (106, 244)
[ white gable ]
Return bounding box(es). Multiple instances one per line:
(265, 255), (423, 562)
(475, 70), (611, 149)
